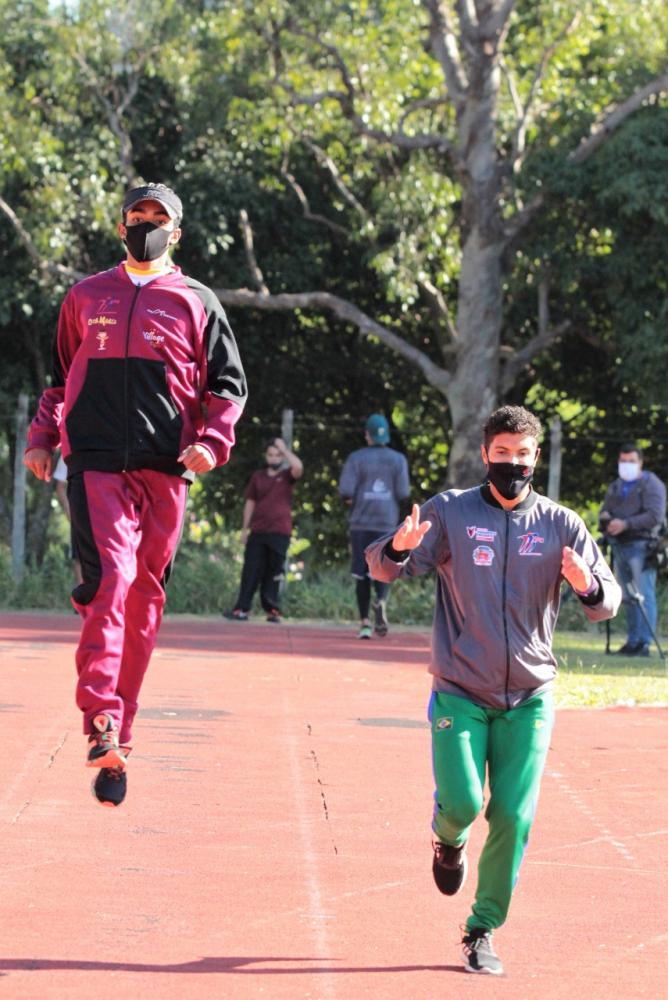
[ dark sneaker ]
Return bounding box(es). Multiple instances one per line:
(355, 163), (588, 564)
(461, 928), (503, 975)
(373, 601), (388, 636)
(266, 608), (282, 623)
(86, 713), (125, 769)
(358, 624), (372, 640)
(615, 641), (642, 655)
(92, 766), (127, 807)
(631, 644), (650, 657)
(432, 840), (468, 895)
(224, 608), (249, 621)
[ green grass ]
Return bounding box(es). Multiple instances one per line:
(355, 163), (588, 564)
(553, 631), (668, 708)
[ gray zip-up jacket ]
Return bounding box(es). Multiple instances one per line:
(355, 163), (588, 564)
(600, 471), (666, 542)
(366, 485), (621, 711)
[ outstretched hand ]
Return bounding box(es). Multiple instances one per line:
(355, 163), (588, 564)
(393, 503), (432, 551)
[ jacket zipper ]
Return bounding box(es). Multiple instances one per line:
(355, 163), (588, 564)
(502, 511), (511, 710)
(123, 284), (141, 470)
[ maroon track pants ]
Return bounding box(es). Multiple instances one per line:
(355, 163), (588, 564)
(68, 469), (188, 744)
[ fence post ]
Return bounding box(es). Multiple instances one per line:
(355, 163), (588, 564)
(547, 415), (562, 502)
(281, 408), (294, 450)
(12, 392), (29, 583)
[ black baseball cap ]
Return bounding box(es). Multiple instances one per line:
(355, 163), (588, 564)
(122, 183), (182, 222)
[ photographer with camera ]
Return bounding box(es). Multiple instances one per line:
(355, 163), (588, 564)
(599, 443), (666, 657)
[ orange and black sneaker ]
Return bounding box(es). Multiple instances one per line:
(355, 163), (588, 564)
(86, 713), (126, 769)
(266, 608), (282, 623)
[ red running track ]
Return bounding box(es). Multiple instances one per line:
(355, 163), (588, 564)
(0, 612), (666, 999)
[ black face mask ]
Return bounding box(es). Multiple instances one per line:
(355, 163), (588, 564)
(266, 461), (283, 471)
(124, 221), (172, 262)
(486, 462), (534, 500)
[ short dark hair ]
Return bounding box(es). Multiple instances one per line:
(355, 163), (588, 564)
(483, 405), (543, 449)
(264, 437), (279, 450)
(619, 442), (643, 458)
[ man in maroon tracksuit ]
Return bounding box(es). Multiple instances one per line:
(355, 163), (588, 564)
(24, 183), (247, 807)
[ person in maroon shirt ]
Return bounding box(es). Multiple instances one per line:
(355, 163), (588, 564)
(225, 437), (303, 622)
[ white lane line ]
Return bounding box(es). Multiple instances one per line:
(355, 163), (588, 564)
(546, 768), (636, 862)
(284, 697), (337, 999)
(528, 860), (666, 876)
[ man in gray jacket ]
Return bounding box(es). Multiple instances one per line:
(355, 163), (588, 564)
(366, 405), (621, 976)
(599, 443), (666, 656)
(339, 413), (410, 638)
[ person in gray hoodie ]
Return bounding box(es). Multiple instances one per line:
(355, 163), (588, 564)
(366, 405), (621, 976)
(339, 413), (410, 638)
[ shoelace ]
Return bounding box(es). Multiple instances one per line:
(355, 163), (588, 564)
(463, 930), (492, 951)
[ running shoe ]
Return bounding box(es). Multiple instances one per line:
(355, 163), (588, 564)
(86, 713), (125, 769)
(266, 608), (282, 623)
(223, 608), (249, 621)
(92, 766), (127, 807)
(432, 840), (468, 895)
(461, 928), (503, 975)
(358, 624), (373, 640)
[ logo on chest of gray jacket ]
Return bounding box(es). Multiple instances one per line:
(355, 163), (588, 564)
(467, 525), (497, 542)
(518, 532), (544, 556)
(473, 545), (495, 566)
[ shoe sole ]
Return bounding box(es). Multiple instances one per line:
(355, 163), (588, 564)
(86, 748), (127, 769)
(90, 780), (126, 808)
(463, 962), (504, 975)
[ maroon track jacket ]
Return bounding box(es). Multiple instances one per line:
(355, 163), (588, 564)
(28, 263), (247, 477)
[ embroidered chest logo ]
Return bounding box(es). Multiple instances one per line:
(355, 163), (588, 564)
(96, 332), (108, 351)
(143, 328), (165, 347)
(87, 315), (117, 328)
(147, 307), (177, 322)
(97, 297), (120, 313)
(518, 532), (544, 556)
(467, 525), (497, 542)
(472, 545), (495, 566)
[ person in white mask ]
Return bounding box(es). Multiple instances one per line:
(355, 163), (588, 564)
(599, 443), (666, 656)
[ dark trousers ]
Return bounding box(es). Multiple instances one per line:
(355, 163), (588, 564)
(355, 577), (390, 620)
(235, 533), (289, 613)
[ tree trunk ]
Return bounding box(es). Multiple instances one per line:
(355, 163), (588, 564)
(445, 47), (504, 487)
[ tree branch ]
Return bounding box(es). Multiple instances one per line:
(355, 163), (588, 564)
(0, 195), (84, 283)
(418, 277), (460, 352)
(569, 71), (668, 165)
(482, 0), (518, 40)
(507, 9), (581, 172)
(422, 1), (468, 110)
(500, 274), (569, 392)
(280, 161), (350, 236)
(238, 210), (269, 295)
(302, 137), (370, 219)
(213, 286), (451, 393)
(282, 26), (454, 155)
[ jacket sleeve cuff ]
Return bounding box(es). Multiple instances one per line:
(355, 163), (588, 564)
(576, 575), (602, 605)
(384, 539), (410, 563)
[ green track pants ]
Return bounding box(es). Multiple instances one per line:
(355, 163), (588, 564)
(429, 690), (554, 931)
